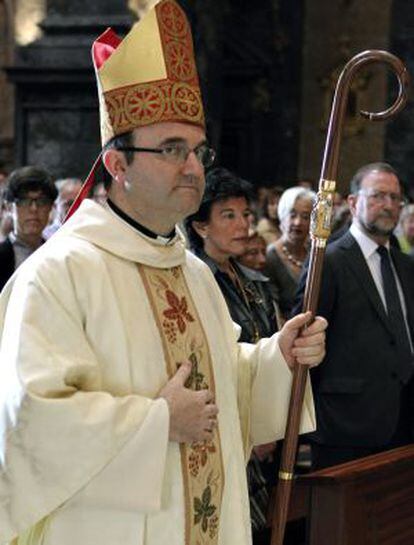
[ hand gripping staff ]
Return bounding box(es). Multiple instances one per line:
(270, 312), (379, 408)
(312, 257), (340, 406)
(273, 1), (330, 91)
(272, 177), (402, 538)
(270, 50), (410, 545)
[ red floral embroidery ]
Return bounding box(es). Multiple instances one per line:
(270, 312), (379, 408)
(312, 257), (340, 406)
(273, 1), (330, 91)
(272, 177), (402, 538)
(163, 319), (177, 343)
(163, 289), (195, 333)
(189, 440), (217, 477)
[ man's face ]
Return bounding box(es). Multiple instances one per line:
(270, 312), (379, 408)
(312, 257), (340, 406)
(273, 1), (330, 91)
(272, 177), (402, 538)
(118, 122), (206, 231)
(11, 190), (53, 239)
(57, 181), (82, 220)
(239, 235), (267, 271)
(349, 170), (402, 239)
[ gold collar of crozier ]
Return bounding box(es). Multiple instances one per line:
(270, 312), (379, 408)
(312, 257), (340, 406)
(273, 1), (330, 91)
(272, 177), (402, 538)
(94, 0), (205, 146)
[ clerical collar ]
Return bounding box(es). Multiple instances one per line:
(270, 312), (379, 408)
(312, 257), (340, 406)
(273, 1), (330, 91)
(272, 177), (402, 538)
(107, 199), (176, 241)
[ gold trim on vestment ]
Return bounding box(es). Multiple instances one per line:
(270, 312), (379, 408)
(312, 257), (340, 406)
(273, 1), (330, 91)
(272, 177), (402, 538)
(138, 265), (224, 545)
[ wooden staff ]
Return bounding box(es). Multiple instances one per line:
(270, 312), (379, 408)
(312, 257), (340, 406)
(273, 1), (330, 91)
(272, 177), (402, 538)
(270, 50), (410, 545)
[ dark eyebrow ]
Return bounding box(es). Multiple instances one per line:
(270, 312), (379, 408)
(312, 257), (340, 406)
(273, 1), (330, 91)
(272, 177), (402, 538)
(158, 137), (186, 146)
(219, 205), (251, 213)
(158, 137), (208, 148)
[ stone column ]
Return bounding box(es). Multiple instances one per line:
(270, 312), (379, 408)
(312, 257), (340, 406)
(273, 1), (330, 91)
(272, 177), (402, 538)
(0, 0), (16, 171)
(6, 0), (133, 179)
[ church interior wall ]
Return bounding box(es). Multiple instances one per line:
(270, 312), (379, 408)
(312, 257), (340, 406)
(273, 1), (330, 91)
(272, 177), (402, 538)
(0, 0), (412, 197)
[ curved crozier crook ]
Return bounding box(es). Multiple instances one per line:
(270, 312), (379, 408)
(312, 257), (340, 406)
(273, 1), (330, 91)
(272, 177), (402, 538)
(356, 50), (411, 121)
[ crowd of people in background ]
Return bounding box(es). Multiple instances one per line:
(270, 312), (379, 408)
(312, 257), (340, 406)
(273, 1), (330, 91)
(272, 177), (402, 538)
(1, 162), (412, 342)
(0, 167), (107, 290)
(0, 160), (413, 545)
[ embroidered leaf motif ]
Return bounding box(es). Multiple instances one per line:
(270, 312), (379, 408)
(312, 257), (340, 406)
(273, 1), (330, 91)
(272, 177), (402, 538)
(202, 486), (211, 505)
(205, 506), (216, 517)
(194, 485), (217, 534)
(163, 289), (195, 334)
(185, 353), (206, 390)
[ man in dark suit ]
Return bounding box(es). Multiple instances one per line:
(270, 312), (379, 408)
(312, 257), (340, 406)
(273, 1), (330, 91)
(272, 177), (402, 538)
(0, 166), (57, 291)
(295, 162), (414, 469)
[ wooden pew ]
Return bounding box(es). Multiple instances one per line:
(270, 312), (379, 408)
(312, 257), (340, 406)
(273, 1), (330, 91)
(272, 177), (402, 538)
(278, 444), (414, 544)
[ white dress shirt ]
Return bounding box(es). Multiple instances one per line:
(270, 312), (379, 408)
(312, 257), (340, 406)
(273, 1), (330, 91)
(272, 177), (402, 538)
(350, 221), (413, 349)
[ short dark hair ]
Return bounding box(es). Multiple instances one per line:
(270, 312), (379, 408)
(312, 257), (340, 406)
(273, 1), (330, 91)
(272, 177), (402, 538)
(102, 131), (135, 190)
(349, 162), (400, 195)
(4, 166), (57, 203)
(185, 167), (254, 251)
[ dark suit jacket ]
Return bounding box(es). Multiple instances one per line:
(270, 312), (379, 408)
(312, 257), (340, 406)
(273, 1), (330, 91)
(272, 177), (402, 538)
(295, 230), (414, 448)
(0, 237), (15, 292)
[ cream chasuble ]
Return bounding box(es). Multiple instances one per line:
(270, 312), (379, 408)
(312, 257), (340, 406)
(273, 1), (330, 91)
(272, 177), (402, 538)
(0, 200), (315, 545)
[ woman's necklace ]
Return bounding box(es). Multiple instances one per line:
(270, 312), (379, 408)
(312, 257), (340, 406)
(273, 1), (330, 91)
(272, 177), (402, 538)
(281, 243), (305, 268)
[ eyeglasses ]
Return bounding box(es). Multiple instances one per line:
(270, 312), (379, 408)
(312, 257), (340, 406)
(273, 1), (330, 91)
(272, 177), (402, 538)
(14, 197), (52, 209)
(358, 190), (406, 207)
(116, 142), (216, 168)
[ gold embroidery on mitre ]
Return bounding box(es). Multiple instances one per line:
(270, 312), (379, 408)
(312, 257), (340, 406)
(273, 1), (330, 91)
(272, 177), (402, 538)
(99, 0), (204, 142)
(138, 265), (224, 545)
(165, 41), (196, 81)
(104, 79), (203, 135)
(171, 83), (203, 120)
(159, 0), (188, 39)
(99, 86), (116, 145)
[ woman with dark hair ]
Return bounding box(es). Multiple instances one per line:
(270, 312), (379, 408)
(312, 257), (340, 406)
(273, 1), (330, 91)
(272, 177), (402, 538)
(256, 186), (284, 245)
(185, 167), (278, 544)
(185, 167), (277, 344)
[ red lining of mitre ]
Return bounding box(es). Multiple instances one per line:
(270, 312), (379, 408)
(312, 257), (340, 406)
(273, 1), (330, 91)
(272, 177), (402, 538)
(92, 28), (122, 70)
(64, 153), (103, 221)
(64, 30), (122, 222)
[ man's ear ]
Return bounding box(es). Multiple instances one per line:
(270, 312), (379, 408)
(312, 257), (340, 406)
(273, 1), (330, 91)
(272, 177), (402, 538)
(102, 149), (128, 185)
(347, 193), (357, 215)
(192, 220), (208, 239)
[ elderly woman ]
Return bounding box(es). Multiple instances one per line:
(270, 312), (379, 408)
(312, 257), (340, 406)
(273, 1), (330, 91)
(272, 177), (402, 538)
(265, 186), (315, 319)
(185, 167), (279, 543)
